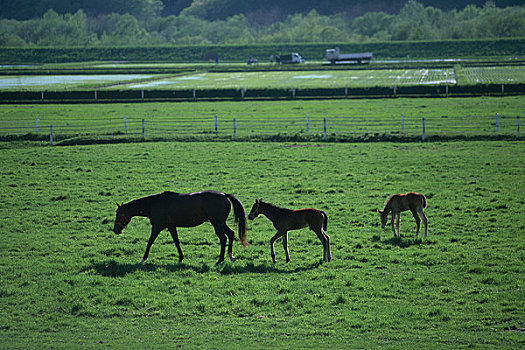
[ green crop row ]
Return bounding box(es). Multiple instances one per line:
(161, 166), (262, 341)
(1, 38), (524, 64)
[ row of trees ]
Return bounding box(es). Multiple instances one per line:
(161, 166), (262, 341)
(1, 1), (524, 47)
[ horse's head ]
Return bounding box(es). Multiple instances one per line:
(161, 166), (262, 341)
(377, 209), (388, 228)
(114, 203), (130, 234)
(248, 198), (262, 220)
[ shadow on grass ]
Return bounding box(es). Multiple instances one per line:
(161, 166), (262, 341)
(84, 259), (211, 277)
(378, 236), (432, 248)
(85, 259), (322, 277)
(217, 261), (322, 275)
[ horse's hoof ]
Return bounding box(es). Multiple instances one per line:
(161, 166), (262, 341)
(229, 256), (236, 262)
(139, 259), (146, 265)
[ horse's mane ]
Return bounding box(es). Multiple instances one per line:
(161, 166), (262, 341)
(261, 201), (287, 211)
(125, 191), (179, 208)
(383, 194), (397, 209)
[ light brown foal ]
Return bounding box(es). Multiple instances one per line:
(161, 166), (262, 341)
(378, 192), (428, 238)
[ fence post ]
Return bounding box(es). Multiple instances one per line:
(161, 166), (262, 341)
(141, 90), (145, 102)
(35, 116), (38, 133)
(215, 114), (218, 132)
(41, 92), (44, 103)
(193, 89), (196, 100)
(323, 117), (327, 140)
(517, 116), (520, 140)
(401, 114), (404, 131)
(496, 113), (499, 132)
(344, 87), (348, 97)
(233, 118), (237, 140)
(446, 85), (449, 97)
(422, 117), (426, 141)
(142, 119), (145, 141)
(50, 124), (53, 147)
(124, 116), (128, 133)
(94, 90), (98, 102)
(241, 88), (245, 99)
(502, 84), (505, 97)
(394, 86), (397, 97)
(306, 115), (309, 132)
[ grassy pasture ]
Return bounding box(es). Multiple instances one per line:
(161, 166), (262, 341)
(0, 96), (523, 142)
(0, 140), (523, 348)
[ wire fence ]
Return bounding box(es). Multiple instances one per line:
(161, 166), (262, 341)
(0, 113), (520, 144)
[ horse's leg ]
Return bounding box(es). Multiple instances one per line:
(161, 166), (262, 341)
(282, 232), (290, 263)
(167, 226), (184, 262)
(396, 213), (401, 237)
(390, 212), (396, 237)
(314, 228), (328, 262)
(223, 223), (236, 262)
(270, 230), (285, 263)
(322, 230), (331, 262)
(212, 221), (227, 264)
(411, 209), (421, 237)
(419, 209), (428, 237)
(141, 225), (163, 264)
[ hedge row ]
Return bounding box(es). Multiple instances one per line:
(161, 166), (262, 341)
(1, 84), (524, 103)
(1, 38), (524, 64)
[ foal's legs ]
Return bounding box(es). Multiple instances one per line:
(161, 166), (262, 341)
(282, 233), (290, 263)
(141, 225), (163, 264)
(419, 208), (428, 237)
(223, 223), (236, 261)
(411, 209), (421, 237)
(390, 212), (398, 237)
(395, 213), (401, 237)
(314, 227), (328, 262)
(168, 226), (184, 262)
(322, 230), (331, 262)
(270, 230), (286, 263)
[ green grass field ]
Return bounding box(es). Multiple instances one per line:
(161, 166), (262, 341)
(0, 140), (523, 348)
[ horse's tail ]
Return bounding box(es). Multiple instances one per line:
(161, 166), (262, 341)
(321, 210), (328, 231)
(421, 194), (427, 209)
(225, 193), (249, 249)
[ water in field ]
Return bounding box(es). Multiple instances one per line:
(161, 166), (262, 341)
(0, 74), (153, 89)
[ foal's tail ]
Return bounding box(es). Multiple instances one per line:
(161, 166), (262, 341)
(225, 193), (249, 249)
(421, 194), (427, 209)
(321, 210), (328, 231)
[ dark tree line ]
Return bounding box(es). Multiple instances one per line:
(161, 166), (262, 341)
(1, 1), (524, 47)
(1, 0), (523, 21)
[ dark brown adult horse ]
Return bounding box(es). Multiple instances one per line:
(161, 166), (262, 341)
(113, 191), (248, 264)
(378, 192), (428, 238)
(248, 199), (331, 263)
